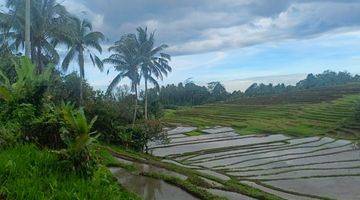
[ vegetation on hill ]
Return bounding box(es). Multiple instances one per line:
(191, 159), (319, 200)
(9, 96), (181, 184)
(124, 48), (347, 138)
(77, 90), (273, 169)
(164, 84), (360, 139)
(244, 70), (360, 96)
(145, 70), (360, 109)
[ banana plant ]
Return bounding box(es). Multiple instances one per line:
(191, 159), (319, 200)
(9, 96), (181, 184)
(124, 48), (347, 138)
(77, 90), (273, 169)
(57, 102), (99, 175)
(59, 102), (99, 154)
(0, 57), (52, 102)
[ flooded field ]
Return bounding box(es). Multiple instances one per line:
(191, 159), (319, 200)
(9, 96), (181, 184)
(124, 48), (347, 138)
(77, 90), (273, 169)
(150, 126), (360, 200)
(110, 167), (197, 200)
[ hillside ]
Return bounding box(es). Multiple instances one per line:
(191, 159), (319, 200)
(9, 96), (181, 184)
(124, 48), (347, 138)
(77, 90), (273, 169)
(164, 83), (360, 139)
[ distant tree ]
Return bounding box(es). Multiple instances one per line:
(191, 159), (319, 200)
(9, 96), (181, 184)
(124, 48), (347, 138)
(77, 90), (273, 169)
(114, 85), (132, 101)
(103, 34), (141, 127)
(244, 83), (258, 96)
(207, 81), (228, 101)
(61, 17), (104, 105)
(135, 27), (171, 120)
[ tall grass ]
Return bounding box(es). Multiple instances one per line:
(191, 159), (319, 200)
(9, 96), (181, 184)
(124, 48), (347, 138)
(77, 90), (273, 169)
(0, 145), (139, 200)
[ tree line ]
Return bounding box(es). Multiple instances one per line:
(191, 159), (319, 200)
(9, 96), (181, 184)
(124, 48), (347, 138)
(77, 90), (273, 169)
(244, 71), (360, 97)
(141, 70), (360, 108)
(144, 81), (229, 108)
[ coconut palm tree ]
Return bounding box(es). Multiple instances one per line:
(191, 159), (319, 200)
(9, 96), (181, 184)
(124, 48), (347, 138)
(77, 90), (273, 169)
(135, 27), (171, 119)
(0, 0), (71, 71)
(103, 34), (141, 126)
(61, 17), (104, 105)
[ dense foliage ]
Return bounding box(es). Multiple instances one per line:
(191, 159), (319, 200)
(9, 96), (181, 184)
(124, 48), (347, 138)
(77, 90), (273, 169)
(146, 81), (230, 107)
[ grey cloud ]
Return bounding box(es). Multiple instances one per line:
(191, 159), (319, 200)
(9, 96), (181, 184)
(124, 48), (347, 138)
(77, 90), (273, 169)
(18, 0), (360, 55)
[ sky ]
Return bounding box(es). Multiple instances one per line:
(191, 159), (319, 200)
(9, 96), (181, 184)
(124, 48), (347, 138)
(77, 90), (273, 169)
(2, 0), (360, 91)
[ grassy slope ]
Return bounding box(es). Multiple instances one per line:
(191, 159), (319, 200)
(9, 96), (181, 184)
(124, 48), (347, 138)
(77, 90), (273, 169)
(164, 83), (360, 139)
(0, 145), (139, 200)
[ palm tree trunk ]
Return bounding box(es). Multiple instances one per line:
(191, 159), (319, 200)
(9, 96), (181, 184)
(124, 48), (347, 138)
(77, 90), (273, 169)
(25, 0), (31, 58)
(132, 84), (138, 127)
(144, 77), (148, 120)
(79, 50), (85, 106)
(79, 78), (83, 106)
(36, 45), (43, 73)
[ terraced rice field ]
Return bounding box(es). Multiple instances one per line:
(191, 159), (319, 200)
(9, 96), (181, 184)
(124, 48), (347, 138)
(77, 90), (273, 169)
(150, 127), (360, 200)
(164, 93), (360, 139)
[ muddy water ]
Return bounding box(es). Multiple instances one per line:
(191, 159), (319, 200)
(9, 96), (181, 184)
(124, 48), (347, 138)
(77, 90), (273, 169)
(116, 157), (187, 180)
(109, 167), (198, 200)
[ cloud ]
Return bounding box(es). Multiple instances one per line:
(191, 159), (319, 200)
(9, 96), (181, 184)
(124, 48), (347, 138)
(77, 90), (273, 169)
(55, 0), (360, 56)
(1, 0), (359, 55)
(171, 51), (227, 71)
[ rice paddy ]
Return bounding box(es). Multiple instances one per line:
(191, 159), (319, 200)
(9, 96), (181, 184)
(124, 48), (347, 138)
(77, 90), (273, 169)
(164, 84), (360, 139)
(150, 126), (360, 200)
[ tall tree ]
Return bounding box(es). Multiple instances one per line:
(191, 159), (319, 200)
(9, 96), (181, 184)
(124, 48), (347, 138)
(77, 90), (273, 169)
(61, 17), (104, 105)
(103, 34), (141, 126)
(135, 27), (171, 119)
(0, 0), (70, 71)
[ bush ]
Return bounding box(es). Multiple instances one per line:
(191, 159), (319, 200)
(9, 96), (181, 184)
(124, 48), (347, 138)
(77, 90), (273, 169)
(28, 103), (64, 149)
(148, 100), (164, 118)
(84, 92), (133, 143)
(0, 103), (36, 149)
(48, 72), (95, 106)
(0, 122), (21, 149)
(57, 103), (99, 176)
(0, 57), (52, 107)
(127, 120), (165, 153)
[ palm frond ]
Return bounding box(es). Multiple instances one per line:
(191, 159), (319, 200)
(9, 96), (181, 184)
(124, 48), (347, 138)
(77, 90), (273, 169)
(107, 73), (124, 94)
(61, 46), (76, 72)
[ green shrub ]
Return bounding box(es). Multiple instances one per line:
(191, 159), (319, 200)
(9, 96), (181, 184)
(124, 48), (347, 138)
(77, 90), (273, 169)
(57, 102), (99, 176)
(0, 57), (52, 106)
(85, 94), (132, 142)
(0, 57), (54, 149)
(0, 103), (36, 149)
(48, 72), (95, 106)
(28, 103), (64, 149)
(148, 100), (164, 118)
(127, 120), (165, 153)
(0, 122), (21, 149)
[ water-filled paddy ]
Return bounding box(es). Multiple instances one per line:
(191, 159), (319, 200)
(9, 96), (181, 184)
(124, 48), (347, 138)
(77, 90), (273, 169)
(109, 167), (197, 200)
(151, 126), (360, 200)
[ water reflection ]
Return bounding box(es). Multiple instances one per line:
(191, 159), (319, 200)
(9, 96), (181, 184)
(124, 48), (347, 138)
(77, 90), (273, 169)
(110, 167), (197, 200)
